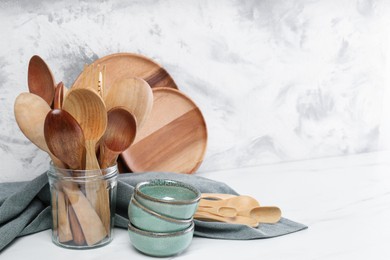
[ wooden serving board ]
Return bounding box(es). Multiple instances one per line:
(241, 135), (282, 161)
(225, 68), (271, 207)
(121, 87), (207, 174)
(71, 53), (178, 93)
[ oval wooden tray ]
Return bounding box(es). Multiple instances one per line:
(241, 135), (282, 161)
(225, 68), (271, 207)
(121, 87), (207, 174)
(71, 52), (178, 92)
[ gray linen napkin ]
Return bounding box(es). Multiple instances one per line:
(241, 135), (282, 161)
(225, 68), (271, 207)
(0, 172), (307, 251)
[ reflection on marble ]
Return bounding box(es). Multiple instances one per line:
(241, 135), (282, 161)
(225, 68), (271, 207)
(0, 0), (389, 181)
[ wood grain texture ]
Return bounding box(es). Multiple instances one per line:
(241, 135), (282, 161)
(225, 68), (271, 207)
(71, 53), (178, 93)
(27, 55), (56, 106)
(14, 92), (64, 167)
(57, 190), (73, 242)
(99, 107), (136, 169)
(63, 88), (110, 233)
(104, 77), (153, 129)
(121, 87), (207, 174)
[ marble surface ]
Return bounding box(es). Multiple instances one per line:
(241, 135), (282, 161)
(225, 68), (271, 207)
(1, 0), (390, 181)
(2, 151), (390, 259)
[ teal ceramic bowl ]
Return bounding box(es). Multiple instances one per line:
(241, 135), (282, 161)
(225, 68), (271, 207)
(128, 221), (194, 257)
(128, 196), (193, 232)
(134, 179), (201, 219)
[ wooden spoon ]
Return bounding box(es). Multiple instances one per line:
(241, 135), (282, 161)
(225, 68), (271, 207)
(104, 77), (153, 129)
(239, 206), (282, 224)
(99, 107), (137, 169)
(28, 55), (56, 106)
(63, 88), (107, 170)
(44, 109), (85, 170)
(14, 92), (63, 167)
(54, 82), (64, 109)
(200, 195), (260, 212)
(194, 211), (258, 228)
(63, 88), (109, 231)
(197, 206), (237, 218)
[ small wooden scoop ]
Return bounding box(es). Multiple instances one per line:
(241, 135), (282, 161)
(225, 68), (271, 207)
(239, 206), (282, 224)
(197, 206), (237, 218)
(194, 211), (259, 228)
(200, 195), (260, 211)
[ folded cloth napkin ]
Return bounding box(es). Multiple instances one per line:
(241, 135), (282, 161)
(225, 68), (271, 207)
(0, 172), (307, 251)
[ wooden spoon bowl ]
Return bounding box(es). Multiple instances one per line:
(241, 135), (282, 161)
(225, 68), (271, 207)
(104, 77), (153, 129)
(28, 55), (56, 106)
(44, 109), (85, 170)
(99, 107), (137, 169)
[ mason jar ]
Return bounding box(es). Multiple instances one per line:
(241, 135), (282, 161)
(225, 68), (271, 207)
(47, 163), (118, 249)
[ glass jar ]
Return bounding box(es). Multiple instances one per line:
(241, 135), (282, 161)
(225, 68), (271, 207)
(47, 163), (118, 249)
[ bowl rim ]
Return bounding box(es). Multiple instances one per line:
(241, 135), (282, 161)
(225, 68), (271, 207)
(128, 221), (195, 238)
(130, 196), (193, 224)
(134, 179), (201, 205)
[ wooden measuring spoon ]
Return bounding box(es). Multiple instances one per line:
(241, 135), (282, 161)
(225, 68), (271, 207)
(99, 107), (137, 169)
(197, 206), (237, 218)
(194, 211), (259, 228)
(28, 55), (56, 106)
(14, 92), (63, 167)
(239, 206), (282, 224)
(200, 195), (260, 212)
(104, 77), (153, 129)
(44, 109), (85, 170)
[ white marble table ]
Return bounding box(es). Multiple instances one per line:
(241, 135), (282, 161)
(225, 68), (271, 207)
(2, 151), (390, 259)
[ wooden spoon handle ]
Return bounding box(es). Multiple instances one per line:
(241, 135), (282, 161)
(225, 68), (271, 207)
(194, 211), (259, 228)
(197, 205), (237, 218)
(57, 190), (72, 243)
(240, 206), (282, 224)
(68, 201), (86, 246)
(201, 193), (237, 200)
(61, 181), (107, 246)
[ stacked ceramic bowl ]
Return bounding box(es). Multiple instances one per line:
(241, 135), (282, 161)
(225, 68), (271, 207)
(128, 179), (201, 257)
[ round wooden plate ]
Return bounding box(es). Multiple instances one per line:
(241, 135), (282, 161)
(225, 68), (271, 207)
(71, 52), (178, 92)
(121, 87), (207, 174)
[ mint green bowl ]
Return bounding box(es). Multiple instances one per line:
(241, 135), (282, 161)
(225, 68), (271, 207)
(128, 221), (194, 257)
(128, 196), (193, 232)
(134, 179), (201, 219)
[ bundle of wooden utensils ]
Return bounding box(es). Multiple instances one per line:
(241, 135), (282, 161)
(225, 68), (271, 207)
(14, 55), (152, 247)
(195, 193), (282, 227)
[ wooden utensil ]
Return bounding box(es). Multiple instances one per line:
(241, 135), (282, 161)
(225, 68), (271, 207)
(44, 109), (85, 170)
(99, 107), (137, 169)
(197, 206), (237, 218)
(28, 55), (56, 106)
(194, 211), (259, 228)
(200, 196), (260, 211)
(201, 193), (237, 200)
(68, 202), (86, 246)
(54, 82), (65, 109)
(63, 88), (109, 231)
(60, 182), (107, 245)
(104, 77), (153, 129)
(14, 92), (63, 166)
(71, 53), (178, 94)
(121, 87), (207, 173)
(239, 206), (282, 224)
(57, 191), (73, 243)
(63, 88), (107, 170)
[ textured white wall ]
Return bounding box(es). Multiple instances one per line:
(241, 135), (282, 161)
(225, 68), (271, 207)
(0, 0), (389, 181)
